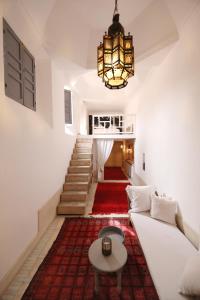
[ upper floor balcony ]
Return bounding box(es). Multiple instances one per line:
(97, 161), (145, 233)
(87, 113), (136, 139)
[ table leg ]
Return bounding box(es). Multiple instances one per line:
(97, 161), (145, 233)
(117, 270), (122, 293)
(95, 270), (99, 294)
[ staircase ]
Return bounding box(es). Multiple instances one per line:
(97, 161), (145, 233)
(57, 137), (93, 215)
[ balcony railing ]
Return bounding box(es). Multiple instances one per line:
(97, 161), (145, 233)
(92, 114), (135, 135)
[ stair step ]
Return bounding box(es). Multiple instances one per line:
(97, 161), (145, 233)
(63, 182), (89, 191)
(76, 137), (93, 143)
(57, 202), (86, 215)
(68, 166), (91, 173)
(70, 159), (91, 166)
(72, 153), (92, 159)
(74, 148), (92, 154)
(76, 142), (93, 148)
(65, 173), (91, 182)
(61, 191), (87, 202)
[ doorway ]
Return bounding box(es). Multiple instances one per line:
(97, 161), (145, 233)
(104, 140), (134, 180)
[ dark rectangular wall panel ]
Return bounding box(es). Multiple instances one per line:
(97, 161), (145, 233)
(89, 115), (92, 135)
(64, 90), (72, 124)
(3, 19), (23, 104)
(3, 19), (36, 111)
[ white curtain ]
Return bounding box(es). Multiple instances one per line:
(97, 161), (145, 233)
(97, 139), (114, 181)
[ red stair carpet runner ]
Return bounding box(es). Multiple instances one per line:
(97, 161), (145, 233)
(92, 183), (130, 215)
(22, 218), (159, 300)
(104, 167), (128, 180)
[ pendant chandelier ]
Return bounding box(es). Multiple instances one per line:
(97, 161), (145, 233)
(97, 0), (134, 89)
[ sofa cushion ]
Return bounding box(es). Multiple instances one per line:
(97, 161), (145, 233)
(150, 194), (177, 225)
(126, 185), (152, 212)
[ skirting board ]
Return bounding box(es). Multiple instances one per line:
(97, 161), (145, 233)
(38, 189), (61, 234)
(0, 188), (61, 295)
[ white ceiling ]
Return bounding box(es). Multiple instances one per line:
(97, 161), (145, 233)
(19, 0), (199, 112)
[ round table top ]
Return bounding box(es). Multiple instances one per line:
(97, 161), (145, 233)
(88, 238), (127, 273)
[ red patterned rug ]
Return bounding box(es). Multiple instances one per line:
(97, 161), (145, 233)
(92, 183), (130, 215)
(22, 218), (159, 300)
(104, 167), (128, 180)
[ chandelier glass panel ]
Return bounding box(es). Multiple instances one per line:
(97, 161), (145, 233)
(97, 0), (134, 89)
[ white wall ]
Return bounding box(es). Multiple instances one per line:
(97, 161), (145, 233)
(78, 100), (88, 135)
(125, 5), (200, 236)
(0, 2), (79, 282)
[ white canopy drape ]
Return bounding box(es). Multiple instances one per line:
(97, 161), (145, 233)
(96, 139), (114, 181)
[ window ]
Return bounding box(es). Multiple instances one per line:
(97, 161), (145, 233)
(64, 90), (72, 125)
(3, 19), (36, 111)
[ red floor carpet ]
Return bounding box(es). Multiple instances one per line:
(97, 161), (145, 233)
(104, 167), (128, 180)
(92, 183), (130, 215)
(22, 218), (159, 300)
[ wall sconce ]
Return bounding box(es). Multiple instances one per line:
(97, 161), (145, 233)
(127, 145), (132, 155)
(127, 144), (132, 160)
(127, 145), (131, 153)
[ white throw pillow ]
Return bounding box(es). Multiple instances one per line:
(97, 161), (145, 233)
(150, 194), (177, 225)
(125, 185), (152, 212)
(179, 253), (200, 296)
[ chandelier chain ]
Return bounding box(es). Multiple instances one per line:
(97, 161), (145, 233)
(114, 0), (118, 15)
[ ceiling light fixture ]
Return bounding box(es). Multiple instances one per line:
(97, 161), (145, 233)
(97, 0), (134, 89)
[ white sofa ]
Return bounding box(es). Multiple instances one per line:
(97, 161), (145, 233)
(129, 212), (200, 300)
